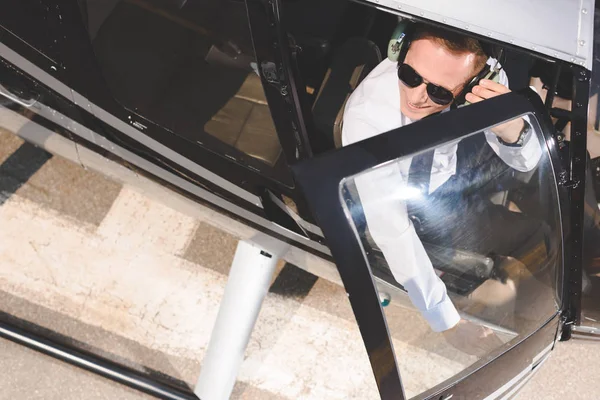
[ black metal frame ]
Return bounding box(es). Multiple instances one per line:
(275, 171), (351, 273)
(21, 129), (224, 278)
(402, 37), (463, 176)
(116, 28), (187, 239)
(542, 64), (591, 333)
(561, 65), (591, 327)
(292, 90), (569, 399)
(246, 0), (316, 163)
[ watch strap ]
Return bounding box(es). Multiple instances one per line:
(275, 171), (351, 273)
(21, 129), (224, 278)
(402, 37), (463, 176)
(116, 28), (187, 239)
(497, 119), (531, 147)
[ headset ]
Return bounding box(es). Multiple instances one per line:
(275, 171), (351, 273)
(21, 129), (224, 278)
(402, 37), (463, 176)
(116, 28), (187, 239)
(387, 20), (505, 107)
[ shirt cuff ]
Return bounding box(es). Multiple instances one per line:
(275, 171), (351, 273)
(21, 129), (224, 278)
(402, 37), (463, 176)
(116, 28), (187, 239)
(421, 296), (461, 332)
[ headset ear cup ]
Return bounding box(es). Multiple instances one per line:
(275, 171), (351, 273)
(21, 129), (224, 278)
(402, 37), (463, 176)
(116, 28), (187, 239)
(387, 20), (413, 62)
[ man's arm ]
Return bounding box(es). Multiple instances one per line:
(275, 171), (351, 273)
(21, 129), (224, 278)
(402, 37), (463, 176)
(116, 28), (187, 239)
(341, 114), (384, 147)
(484, 118), (542, 172)
(356, 168), (506, 352)
(342, 105), (461, 332)
(467, 78), (543, 172)
(354, 164), (461, 332)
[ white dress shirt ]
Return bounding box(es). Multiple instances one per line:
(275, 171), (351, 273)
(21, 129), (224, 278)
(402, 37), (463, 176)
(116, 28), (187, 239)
(342, 58), (542, 332)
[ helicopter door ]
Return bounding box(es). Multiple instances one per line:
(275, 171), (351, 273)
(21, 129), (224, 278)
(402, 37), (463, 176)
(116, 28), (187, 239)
(292, 91), (567, 399)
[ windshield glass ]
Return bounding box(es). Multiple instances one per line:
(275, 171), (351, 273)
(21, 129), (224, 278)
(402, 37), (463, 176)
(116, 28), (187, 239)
(339, 113), (561, 398)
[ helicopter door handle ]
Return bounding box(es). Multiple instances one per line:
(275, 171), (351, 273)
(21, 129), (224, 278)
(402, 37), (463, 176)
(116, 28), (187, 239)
(0, 83), (39, 108)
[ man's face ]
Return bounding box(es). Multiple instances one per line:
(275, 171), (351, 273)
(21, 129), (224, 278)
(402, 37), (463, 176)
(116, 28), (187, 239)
(399, 38), (478, 120)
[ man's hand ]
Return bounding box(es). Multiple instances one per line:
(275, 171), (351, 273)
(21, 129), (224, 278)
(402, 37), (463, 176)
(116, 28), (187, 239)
(442, 318), (504, 358)
(465, 79), (524, 144)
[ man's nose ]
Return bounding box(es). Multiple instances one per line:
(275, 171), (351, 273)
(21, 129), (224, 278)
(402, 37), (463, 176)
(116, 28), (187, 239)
(409, 83), (429, 104)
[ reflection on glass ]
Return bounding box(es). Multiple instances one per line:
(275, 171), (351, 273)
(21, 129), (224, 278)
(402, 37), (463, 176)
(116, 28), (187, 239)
(340, 114), (561, 398)
(81, 0), (282, 166)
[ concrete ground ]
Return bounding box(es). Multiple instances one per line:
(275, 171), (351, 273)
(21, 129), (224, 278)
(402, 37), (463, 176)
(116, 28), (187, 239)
(1, 129), (600, 400)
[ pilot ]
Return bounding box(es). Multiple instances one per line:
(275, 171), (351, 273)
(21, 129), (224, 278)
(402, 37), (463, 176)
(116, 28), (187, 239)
(342, 24), (543, 355)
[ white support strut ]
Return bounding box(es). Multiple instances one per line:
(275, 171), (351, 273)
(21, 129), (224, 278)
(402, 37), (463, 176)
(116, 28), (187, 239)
(194, 239), (284, 400)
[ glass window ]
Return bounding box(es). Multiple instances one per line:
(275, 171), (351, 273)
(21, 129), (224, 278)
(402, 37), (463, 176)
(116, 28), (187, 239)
(339, 114), (561, 398)
(79, 0), (282, 167)
(271, 0), (398, 152)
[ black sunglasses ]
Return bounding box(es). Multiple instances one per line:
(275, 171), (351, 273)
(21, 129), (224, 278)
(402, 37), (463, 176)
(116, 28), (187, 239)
(397, 63), (455, 106)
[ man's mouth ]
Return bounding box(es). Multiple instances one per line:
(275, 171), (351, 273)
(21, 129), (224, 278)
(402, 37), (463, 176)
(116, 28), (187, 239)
(407, 101), (430, 111)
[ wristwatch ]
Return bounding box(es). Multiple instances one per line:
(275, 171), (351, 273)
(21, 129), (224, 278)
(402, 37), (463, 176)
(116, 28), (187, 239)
(497, 119), (531, 147)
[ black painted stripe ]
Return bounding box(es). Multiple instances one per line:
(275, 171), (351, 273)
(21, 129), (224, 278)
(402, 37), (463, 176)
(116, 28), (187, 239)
(0, 141), (52, 205)
(269, 263), (318, 300)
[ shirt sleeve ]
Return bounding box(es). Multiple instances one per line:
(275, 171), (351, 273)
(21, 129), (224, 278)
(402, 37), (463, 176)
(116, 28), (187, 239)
(484, 119), (542, 172)
(341, 112), (381, 147)
(354, 163), (461, 332)
(483, 70), (542, 172)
